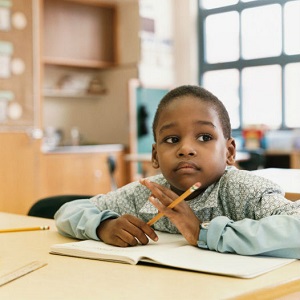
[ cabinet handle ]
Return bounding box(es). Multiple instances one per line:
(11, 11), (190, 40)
(94, 170), (102, 178)
(28, 128), (43, 140)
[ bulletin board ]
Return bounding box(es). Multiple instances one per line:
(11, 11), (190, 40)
(128, 79), (169, 179)
(0, 0), (39, 131)
(129, 79), (169, 155)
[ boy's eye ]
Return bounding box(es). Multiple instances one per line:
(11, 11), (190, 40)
(198, 134), (212, 142)
(165, 136), (179, 144)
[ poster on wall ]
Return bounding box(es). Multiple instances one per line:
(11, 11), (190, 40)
(139, 0), (174, 87)
(0, 0), (11, 31)
(0, 90), (14, 122)
(0, 41), (13, 78)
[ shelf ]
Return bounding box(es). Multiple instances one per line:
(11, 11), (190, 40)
(43, 57), (116, 69)
(41, 144), (124, 154)
(43, 0), (117, 68)
(43, 90), (104, 99)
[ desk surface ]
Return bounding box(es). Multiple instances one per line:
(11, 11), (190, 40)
(0, 213), (299, 300)
(253, 168), (300, 201)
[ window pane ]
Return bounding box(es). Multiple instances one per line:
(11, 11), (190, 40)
(202, 69), (240, 129)
(205, 12), (239, 63)
(201, 0), (238, 10)
(284, 1), (300, 55)
(242, 65), (281, 128)
(242, 0), (268, 2)
(241, 5), (282, 59)
(285, 63), (300, 127)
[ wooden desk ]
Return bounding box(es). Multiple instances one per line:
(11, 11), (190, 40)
(264, 150), (300, 169)
(253, 168), (300, 201)
(0, 213), (299, 300)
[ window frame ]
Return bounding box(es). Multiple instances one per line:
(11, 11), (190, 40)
(198, 0), (300, 130)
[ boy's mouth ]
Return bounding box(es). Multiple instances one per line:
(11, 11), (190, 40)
(175, 161), (199, 172)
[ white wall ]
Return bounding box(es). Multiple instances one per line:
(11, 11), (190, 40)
(173, 0), (198, 86)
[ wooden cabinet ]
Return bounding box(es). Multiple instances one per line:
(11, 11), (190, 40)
(41, 0), (119, 99)
(42, 0), (118, 69)
(0, 142), (127, 215)
(291, 151), (300, 169)
(0, 0), (137, 215)
(264, 150), (300, 169)
(38, 149), (127, 199)
(0, 0), (40, 129)
(0, 133), (41, 214)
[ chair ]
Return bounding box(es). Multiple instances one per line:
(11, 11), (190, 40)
(238, 150), (265, 171)
(107, 155), (118, 190)
(28, 194), (92, 219)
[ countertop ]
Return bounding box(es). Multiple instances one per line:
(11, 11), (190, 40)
(41, 144), (124, 154)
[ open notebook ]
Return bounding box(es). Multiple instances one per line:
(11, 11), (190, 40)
(50, 232), (295, 279)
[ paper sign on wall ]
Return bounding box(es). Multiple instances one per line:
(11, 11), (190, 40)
(0, 0), (11, 31)
(0, 41), (13, 78)
(0, 90), (14, 122)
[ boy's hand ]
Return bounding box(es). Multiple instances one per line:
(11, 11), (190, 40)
(96, 214), (158, 247)
(140, 179), (201, 246)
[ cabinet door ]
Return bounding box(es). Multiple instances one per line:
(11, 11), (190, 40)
(0, 133), (41, 214)
(42, 0), (117, 68)
(0, 0), (41, 215)
(38, 152), (121, 198)
(0, 0), (40, 130)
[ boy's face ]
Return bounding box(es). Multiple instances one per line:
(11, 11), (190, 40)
(152, 96), (236, 194)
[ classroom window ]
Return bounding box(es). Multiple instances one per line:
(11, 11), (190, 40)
(205, 12), (239, 63)
(285, 63), (300, 127)
(202, 69), (240, 128)
(284, 1), (300, 55)
(198, 0), (300, 130)
(241, 5), (282, 59)
(242, 65), (282, 127)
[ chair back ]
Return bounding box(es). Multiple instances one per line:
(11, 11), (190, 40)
(28, 194), (92, 219)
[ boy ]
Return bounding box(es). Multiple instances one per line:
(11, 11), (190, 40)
(55, 85), (300, 258)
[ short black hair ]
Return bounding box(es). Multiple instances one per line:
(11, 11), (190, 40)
(152, 85), (232, 141)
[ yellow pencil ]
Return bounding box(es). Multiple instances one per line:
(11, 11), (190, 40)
(147, 183), (200, 226)
(0, 226), (50, 233)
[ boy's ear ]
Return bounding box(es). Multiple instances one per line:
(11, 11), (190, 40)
(152, 143), (160, 169)
(226, 138), (236, 165)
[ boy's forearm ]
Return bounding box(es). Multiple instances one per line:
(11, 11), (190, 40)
(202, 215), (300, 258)
(55, 199), (119, 240)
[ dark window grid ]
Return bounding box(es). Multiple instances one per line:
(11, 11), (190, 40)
(198, 0), (300, 130)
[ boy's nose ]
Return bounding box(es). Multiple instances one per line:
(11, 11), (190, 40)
(177, 144), (197, 157)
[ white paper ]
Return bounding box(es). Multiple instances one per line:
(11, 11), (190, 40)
(0, 54), (10, 78)
(50, 232), (296, 279)
(0, 7), (10, 31)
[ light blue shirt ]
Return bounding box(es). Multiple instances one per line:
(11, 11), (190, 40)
(55, 167), (300, 258)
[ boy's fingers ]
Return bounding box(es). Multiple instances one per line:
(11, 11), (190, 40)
(125, 214), (158, 243)
(117, 229), (139, 246)
(140, 179), (177, 205)
(149, 196), (177, 220)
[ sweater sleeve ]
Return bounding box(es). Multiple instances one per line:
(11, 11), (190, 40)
(201, 215), (300, 258)
(54, 199), (119, 240)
